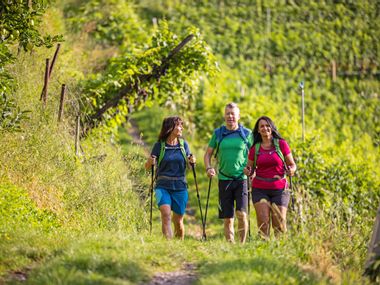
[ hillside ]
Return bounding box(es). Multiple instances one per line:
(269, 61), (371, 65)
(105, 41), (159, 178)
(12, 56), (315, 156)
(0, 0), (379, 284)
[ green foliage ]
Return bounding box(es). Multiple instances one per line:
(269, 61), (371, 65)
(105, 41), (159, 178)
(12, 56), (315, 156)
(64, 0), (146, 48)
(0, 0), (63, 51)
(81, 21), (216, 131)
(0, 183), (60, 232)
(292, 137), (380, 221)
(0, 93), (30, 132)
(136, 0), (379, 145)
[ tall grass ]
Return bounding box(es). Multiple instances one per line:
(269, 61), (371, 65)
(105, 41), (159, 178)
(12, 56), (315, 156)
(0, 4), (147, 280)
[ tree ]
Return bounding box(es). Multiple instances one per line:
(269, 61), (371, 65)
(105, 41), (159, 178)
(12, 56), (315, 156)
(0, 0), (62, 132)
(80, 22), (217, 133)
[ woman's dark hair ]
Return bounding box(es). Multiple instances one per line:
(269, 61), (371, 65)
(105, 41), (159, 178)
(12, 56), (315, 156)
(158, 116), (183, 142)
(252, 116), (283, 145)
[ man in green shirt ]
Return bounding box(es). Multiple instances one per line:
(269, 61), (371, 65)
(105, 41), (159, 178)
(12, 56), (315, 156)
(204, 103), (253, 243)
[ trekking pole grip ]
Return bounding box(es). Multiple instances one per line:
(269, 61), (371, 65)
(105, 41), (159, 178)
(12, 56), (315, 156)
(189, 154), (197, 177)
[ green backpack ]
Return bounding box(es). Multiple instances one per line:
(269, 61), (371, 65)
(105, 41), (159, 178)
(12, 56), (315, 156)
(157, 138), (187, 167)
(253, 138), (286, 170)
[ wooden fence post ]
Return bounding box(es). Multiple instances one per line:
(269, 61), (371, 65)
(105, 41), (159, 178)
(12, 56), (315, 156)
(42, 58), (50, 106)
(40, 44), (61, 101)
(58, 84), (66, 122)
(49, 43), (61, 77)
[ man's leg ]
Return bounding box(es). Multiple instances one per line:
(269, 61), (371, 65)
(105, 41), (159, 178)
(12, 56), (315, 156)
(235, 180), (248, 243)
(224, 218), (235, 243)
(236, 210), (248, 243)
(219, 180), (235, 243)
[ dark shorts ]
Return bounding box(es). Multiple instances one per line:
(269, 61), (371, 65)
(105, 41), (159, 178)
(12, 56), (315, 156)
(252, 188), (290, 207)
(218, 180), (248, 219)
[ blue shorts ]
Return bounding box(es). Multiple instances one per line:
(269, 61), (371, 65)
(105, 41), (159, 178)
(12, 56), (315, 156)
(155, 188), (188, 215)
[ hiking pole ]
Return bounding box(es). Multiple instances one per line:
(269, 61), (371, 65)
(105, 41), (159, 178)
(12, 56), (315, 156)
(189, 157), (206, 240)
(149, 156), (155, 234)
(203, 177), (212, 241)
(285, 163), (295, 212)
(289, 175), (295, 212)
(247, 175), (251, 239)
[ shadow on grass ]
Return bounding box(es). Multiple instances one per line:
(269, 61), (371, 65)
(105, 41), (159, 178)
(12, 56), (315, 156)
(198, 256), (325, 285)
(11, 257), (150, 285)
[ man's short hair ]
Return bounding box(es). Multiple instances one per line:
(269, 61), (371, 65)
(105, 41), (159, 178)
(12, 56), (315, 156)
(225, 102), (240, 112)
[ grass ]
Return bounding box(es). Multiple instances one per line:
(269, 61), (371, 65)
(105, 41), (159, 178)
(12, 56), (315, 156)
(2, 231), (330, 285)
(0, 2), (377, 285)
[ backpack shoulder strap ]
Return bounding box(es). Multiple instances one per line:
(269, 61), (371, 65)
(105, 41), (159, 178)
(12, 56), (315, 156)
(178, 138), (188, 163)
(215, 126), (225, 143)
(158, 139), (188, 167)
(158, 140), (166, 167)
(253, 142), (260, 170)
(273, 138), (285, 165)
(214, 126), (226, 158)
(238, 125), (251, 152)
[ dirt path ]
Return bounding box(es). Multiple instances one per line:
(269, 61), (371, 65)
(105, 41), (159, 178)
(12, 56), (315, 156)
(129, 120), (201, 285)
(144, 263), (198, 285)
(127, 118), (148, 150)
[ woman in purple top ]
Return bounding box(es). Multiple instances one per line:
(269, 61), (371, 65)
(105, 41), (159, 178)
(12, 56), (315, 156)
(244, 116), (296, 239)
(145, 116), (196, 240)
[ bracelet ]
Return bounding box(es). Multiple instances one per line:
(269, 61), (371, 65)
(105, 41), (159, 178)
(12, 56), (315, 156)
(206, 167), (213, 171)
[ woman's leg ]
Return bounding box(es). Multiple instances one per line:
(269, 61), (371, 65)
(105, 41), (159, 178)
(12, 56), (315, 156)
(254, 199), (271, 239)
(172, 213), (185, 240)
(270, 189), (290, 235)
(271, 204), (287, 235)
(159, 205), (173, 239)
(170, 189), (188, 240)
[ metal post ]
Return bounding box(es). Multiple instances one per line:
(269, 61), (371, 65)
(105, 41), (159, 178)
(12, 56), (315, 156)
(300, 81), (305, 142)
(58, 84), (66, 122)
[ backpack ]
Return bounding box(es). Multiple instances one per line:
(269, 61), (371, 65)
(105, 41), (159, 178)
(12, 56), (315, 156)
(214, 124), (251, 158)
(157, 138), (187, 167)
(252, 138), (286, 170)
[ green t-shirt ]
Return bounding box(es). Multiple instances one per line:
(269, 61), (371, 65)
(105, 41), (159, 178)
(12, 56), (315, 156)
(208, 125), (253, 180)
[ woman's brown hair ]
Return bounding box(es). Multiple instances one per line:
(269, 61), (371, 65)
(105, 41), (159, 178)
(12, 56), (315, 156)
(158, 116), (183, 142)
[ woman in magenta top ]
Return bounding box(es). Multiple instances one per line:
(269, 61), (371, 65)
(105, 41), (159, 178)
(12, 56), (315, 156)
(244, 116), (296, 238)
